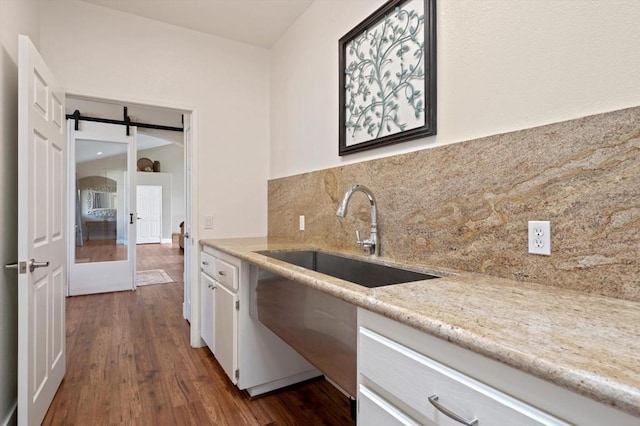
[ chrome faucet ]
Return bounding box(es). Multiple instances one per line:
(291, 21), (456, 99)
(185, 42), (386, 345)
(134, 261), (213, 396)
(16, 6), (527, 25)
(336, 184), (379, 256)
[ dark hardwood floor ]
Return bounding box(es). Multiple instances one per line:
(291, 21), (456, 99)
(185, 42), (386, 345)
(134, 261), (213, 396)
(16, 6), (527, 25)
(43, 243), (353, 425)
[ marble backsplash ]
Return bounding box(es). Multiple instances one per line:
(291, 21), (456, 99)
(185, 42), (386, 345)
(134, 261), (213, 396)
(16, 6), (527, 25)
(268, 107), (640, 301)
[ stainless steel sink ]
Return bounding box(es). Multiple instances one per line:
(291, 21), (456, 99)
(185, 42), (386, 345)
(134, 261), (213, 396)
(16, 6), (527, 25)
(253, 250), (439, 399)
(258, 250), (439, 288)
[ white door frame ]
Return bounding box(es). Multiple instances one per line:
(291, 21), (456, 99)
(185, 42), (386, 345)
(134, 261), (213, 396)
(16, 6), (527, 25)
(63, 91), (200, 345)
(183, 114), (193, 322)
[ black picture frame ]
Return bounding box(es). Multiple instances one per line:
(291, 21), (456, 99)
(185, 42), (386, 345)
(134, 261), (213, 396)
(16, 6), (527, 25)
(338, 0), (436, 156)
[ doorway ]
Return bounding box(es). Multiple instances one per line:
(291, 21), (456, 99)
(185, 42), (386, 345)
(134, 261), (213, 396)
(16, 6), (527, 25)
(65, 96), (193, 311)
(136, 185), (162, 244)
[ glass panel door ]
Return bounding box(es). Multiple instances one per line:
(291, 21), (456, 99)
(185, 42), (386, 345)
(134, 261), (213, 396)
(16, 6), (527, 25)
(68, 121), (137, 296)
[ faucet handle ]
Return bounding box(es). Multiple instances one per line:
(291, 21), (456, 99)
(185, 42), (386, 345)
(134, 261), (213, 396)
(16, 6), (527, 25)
(355, 230), (375, 254)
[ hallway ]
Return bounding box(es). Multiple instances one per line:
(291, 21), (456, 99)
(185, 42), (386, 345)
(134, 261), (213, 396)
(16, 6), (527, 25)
(43, 243), (352, 425)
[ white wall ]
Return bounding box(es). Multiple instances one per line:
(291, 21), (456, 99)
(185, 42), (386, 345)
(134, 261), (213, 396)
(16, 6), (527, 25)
(270, 0), (640, 178)
(138, 143), (184, 234)
(0, 1), (40, 423)
(40, 0), (270, 239)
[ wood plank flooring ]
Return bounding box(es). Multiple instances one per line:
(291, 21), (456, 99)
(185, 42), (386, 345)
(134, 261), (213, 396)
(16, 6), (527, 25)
(44, 243), (353, 425)
(75, 239), (128, 263)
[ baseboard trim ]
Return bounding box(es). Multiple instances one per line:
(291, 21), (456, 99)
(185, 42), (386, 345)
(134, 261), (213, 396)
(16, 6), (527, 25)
(161, 238), (172, 244)
(2, 401), (17, 426)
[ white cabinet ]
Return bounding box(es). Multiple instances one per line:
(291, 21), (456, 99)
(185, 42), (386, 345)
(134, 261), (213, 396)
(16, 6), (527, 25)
(199, 245), (320, 397)
(358, 385), (420, 426)
(358, 326), (565, 426)
(199, 272), (215, 352)
(214, 276), (238, 384)
(200, 248), (239, 384)
(214, 257), (238, 290)
(200, 251), (217, 352)
(200, 251), (215, 277)
(357, 308), (638, 426)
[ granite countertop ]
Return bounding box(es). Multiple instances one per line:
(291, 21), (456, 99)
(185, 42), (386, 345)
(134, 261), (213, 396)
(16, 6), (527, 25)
(200, 237), (640, 418)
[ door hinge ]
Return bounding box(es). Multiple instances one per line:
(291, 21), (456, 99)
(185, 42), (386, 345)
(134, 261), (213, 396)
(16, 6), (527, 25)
(235, 300), (239, 310)
(235, 369), (239, 379)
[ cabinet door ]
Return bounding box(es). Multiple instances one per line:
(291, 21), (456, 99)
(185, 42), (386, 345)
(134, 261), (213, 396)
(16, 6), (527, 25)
(200, 272), (215, 352)
(215, 282), (238, 384)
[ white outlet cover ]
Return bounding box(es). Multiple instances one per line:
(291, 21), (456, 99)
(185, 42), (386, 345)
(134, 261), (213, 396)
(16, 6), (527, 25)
(299, 215), (305, 231)
(528, 220), (551, 255)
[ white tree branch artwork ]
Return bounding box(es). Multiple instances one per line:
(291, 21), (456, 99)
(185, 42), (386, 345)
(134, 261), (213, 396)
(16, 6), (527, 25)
(344, 0), (425, 145)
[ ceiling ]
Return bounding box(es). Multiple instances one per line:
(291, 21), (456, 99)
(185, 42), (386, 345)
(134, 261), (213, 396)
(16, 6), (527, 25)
(77, 0), (315, 48)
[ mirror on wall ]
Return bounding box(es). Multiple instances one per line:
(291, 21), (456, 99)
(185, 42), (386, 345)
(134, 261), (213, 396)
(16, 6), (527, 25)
(87, 189), (117, 217)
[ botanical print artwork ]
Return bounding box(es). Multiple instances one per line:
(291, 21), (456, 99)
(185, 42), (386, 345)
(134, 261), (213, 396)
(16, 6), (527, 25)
(344, 0), (425, 145)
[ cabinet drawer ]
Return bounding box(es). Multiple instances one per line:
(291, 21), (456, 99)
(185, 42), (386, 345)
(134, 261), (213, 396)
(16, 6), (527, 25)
(359, 384), (421, 426)
(215, 257), (238, 291)
(201, 251), (215, 277)
(359, 327), (567, 426)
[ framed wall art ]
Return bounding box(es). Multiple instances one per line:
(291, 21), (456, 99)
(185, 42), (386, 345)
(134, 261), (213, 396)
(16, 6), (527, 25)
(339, 0), (436, 155)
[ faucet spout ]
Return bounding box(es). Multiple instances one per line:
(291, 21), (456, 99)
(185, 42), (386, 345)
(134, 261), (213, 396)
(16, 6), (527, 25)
(336, 184), (379, 256)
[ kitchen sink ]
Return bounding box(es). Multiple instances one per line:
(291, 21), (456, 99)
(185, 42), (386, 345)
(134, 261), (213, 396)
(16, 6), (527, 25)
(258, 250), (440, 288)
(253, 250), (440, 398)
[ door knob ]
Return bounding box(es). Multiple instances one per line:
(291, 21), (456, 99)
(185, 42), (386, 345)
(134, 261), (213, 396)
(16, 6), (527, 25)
(5, 261), (26, 273)
(6, 259), (51, 273)
(184, 232), (190, 239)
(29, 259), (49, 273)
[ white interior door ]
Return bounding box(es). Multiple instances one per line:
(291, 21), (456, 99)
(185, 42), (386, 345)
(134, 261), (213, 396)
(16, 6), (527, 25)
(136, 185), (162, 244)
(17, 34), (66, 426)
(68, 121), (137, 295)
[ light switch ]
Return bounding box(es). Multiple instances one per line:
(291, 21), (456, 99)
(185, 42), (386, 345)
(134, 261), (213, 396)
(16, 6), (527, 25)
(204, 215), (213, 229)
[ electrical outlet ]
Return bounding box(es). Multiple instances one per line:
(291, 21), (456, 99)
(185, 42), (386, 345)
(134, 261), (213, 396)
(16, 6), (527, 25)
(528, 220), (551, 255)
(299, 215), (305, 231)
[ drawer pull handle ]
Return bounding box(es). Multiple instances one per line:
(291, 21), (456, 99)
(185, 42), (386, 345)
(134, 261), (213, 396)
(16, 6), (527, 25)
(218, 271), (227, 276)
(202, 261), (209, 265)
(428, 395), (478, 426)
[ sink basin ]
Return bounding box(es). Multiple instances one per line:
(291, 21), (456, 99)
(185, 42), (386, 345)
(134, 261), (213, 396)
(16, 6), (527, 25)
(258, 250), (440, 288)
(253, 250), (440, 398)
